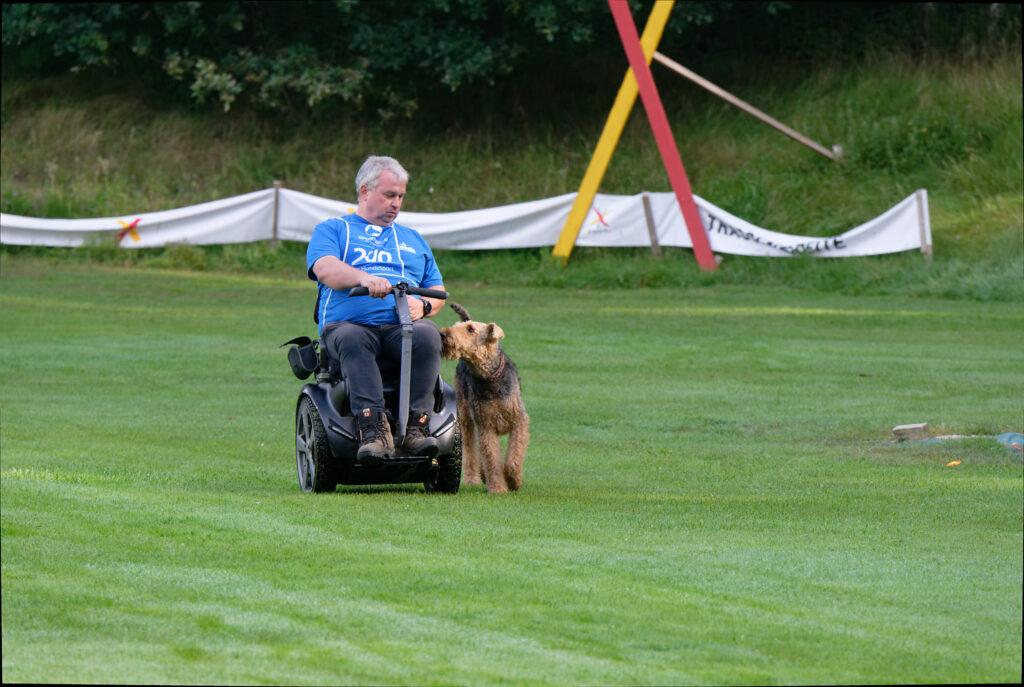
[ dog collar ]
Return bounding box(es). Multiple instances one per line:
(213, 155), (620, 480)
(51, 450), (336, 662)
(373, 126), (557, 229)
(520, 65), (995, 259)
(486, 353), (507, 381)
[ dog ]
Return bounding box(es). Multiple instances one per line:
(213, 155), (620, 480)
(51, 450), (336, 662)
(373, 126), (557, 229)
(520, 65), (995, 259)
(439, 303), (529, 493)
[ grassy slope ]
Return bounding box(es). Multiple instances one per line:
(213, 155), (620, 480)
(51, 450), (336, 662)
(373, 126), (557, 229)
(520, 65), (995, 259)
(1, 258), (1021, 684)
(2, 52), (1022, 300)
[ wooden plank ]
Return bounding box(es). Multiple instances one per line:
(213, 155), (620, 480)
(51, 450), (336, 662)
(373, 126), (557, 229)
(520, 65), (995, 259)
(653, 51), (840, 161)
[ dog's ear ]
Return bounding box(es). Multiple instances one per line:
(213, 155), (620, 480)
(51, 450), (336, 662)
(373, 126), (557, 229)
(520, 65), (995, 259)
(485, 323), (505, 342)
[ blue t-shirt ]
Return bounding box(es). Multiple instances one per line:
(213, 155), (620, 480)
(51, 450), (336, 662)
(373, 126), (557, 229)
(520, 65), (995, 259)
(306, 214), (444, 332)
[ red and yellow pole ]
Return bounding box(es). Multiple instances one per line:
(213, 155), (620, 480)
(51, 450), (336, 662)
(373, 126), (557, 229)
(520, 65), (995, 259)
(551, 1), (675, 264)
(608, 0), (717, 270)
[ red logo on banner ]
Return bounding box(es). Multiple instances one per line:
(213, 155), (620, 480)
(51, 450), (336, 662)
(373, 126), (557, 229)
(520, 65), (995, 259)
(117, 218), (141, 242)
(591, 208), (610, 228)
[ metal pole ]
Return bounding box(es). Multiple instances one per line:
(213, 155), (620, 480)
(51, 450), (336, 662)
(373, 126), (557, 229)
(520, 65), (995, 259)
(652, 51), (842, 162)
(394, 285), (412, 443)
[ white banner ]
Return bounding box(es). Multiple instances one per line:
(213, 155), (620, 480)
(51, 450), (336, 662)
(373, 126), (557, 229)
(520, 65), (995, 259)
(0, 189), (275, 248)
(1, 186), (931, 257)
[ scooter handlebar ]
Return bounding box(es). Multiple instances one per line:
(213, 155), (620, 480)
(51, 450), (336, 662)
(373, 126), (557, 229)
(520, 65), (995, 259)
(412, 287), (449, 300)
(348, 285), (449, 300)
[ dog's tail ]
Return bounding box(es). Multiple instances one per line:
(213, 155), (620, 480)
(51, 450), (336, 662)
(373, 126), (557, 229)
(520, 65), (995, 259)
(449, 302), (472, 322)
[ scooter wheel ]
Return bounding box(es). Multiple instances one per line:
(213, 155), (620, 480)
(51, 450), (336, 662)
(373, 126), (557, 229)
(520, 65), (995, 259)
(296, 396), (336, 493)
(424, 426), (462, 494)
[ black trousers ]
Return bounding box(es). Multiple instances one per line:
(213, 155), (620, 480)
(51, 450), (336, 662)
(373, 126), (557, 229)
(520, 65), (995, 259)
(323, 320), (442, 417)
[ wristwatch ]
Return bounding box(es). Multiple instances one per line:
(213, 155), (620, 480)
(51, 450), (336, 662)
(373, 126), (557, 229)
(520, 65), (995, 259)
(422, 299), (433, 316)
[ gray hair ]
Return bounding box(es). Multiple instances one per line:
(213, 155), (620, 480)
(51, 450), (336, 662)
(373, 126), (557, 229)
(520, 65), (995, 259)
(355, 155), (409, 195)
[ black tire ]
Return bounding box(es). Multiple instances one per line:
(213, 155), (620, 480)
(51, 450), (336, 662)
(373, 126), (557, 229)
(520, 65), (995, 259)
(296, 395), (336, 493)
(424, 426), (462, 494)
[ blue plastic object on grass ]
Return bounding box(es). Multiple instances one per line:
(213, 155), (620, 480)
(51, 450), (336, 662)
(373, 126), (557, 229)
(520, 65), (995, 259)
(996, 432), (1023, 456)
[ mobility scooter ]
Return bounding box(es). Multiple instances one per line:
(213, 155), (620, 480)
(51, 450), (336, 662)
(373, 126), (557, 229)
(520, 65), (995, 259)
(284, 283), (461, 493)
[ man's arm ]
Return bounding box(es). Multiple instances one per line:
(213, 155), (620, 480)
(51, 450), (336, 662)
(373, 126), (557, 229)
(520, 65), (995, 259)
(312, 256), (392, 297)
(312, 256), (444, 320)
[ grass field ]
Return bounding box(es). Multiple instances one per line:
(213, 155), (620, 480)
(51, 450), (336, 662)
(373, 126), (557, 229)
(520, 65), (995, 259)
(1, 254), (1021, 685)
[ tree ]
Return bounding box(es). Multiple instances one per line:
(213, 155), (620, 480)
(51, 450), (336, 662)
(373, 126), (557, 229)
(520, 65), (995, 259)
(4, 2), (1016, 119)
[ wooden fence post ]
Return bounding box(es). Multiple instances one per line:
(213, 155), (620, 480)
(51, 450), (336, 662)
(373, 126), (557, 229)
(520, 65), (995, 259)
(916, 188), (933, 260)
(271, 180), (282, 247)
(641, 192), (662, 258)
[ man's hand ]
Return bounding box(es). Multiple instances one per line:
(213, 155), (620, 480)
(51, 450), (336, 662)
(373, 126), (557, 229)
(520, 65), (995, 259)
(408, 298), (425, 320)
(359, 274), (393, 298)
(313, 256), (394, 297)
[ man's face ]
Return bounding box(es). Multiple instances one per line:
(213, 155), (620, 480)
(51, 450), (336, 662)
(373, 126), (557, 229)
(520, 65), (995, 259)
(358, 171), (406, 226)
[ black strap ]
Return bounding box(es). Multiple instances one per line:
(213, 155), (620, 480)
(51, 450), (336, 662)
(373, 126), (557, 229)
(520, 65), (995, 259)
(281, 336), (313, 348)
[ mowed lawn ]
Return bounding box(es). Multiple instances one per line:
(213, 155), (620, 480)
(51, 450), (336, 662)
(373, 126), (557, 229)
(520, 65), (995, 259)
(1, 255), (1021, 685)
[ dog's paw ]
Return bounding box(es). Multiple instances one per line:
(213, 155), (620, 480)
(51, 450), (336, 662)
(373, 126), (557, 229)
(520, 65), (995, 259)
(504, 465), (522, 491)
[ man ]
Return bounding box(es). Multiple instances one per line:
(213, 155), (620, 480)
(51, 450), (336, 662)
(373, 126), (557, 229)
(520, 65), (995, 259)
(306, 155), (447, 461)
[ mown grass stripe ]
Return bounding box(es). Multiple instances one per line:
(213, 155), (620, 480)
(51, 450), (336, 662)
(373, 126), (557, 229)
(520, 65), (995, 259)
(2, 258), (1020, 684)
